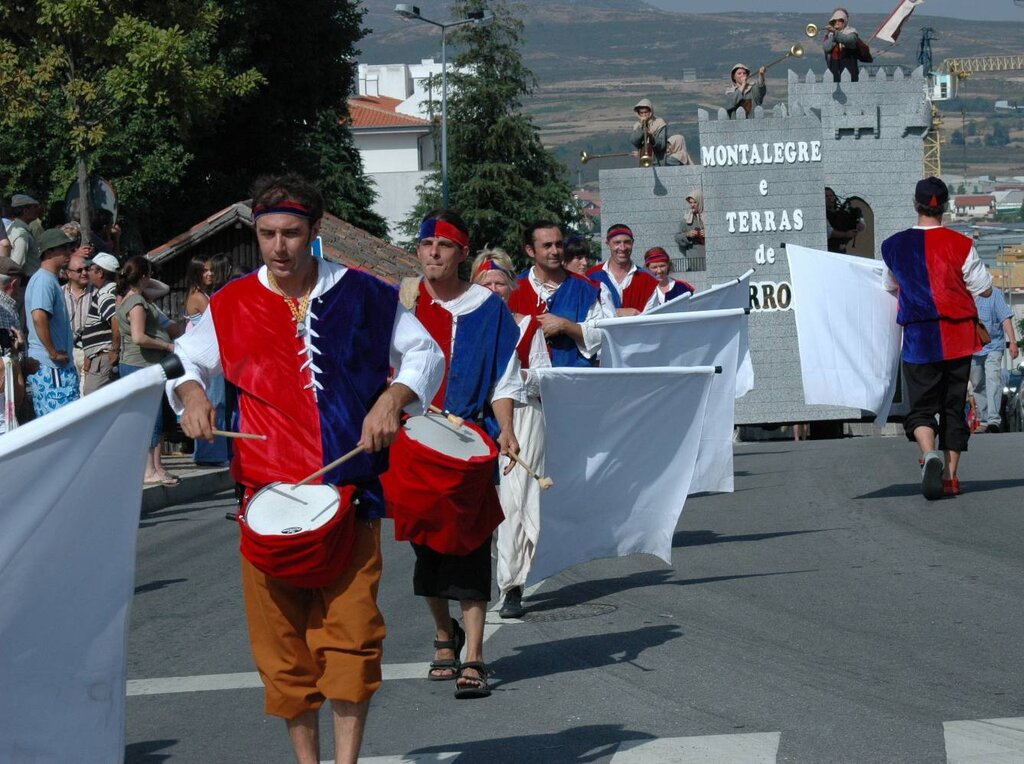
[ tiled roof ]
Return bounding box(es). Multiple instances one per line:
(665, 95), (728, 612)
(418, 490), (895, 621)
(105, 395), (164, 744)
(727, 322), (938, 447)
(348, 95), (431, 129)
(955, 195), (995, 206)
(146, 202), (420, 284)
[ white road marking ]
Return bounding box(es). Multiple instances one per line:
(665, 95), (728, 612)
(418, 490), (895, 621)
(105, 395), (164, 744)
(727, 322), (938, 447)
(127, 663), (431, 696)
(611, 732), (780, 763)
(944, 717), (1024, 763)
(128, 582), (546, 697)
(345, 733), (781, 764)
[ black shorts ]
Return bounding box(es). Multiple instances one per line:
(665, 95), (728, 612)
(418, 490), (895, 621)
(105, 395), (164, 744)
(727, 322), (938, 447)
(902, 356), (972, 452)
(411, 539), (492, 602)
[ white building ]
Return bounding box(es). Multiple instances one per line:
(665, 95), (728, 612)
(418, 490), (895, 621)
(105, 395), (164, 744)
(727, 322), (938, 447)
(350, 61), (453, 241)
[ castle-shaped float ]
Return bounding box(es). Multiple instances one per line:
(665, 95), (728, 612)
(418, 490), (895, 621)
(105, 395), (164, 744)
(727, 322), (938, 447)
(598, 66), (932, 425)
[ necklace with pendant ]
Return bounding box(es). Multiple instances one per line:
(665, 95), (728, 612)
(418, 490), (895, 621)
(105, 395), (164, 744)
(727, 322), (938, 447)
(267, 267), (315, 338)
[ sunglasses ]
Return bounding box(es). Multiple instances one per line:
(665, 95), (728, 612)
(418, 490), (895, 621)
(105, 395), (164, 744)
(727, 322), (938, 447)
(67, 268), (88, 274)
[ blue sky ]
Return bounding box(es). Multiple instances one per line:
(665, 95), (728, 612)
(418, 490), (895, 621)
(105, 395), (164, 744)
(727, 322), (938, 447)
(644, 0), (1024, 22)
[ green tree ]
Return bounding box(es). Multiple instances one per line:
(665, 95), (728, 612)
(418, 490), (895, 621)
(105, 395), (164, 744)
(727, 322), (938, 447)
(950, 129), (964, 146)
(163, 0), (387, 244)
(985, 122), (1011, 147)
(0, 0), (263, 237)
(401, 0), (581, 266)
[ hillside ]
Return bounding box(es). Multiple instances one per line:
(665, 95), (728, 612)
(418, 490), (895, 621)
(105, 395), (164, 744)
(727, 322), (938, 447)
(358, 1), (1024, 179)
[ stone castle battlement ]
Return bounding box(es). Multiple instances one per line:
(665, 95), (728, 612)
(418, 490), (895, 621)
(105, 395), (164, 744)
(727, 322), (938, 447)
(598, 67), (931, 424)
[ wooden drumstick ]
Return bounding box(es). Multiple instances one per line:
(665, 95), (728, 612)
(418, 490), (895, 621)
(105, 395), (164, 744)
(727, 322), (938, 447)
(212, 429), (267, 441)
(505, 451), (554, 490)
(428, 404), (464, 428)
(294, 445), (366, 488)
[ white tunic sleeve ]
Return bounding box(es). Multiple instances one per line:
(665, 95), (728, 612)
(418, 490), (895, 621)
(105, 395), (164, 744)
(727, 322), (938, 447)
(390, 304), (445, 415)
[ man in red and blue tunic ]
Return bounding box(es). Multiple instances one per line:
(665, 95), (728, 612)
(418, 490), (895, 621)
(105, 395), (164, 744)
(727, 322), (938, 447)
(882, 177), (992, 500)
(587, 223), (660, 316)
(170, 173), (444, 764)
(396, 209), (523, 700)
(507, 220), (614, 367)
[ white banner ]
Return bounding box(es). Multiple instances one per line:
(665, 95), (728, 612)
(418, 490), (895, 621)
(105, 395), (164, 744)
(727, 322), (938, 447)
(647, 270), (754, 398)
(598, 309), (744, 494)
(0, 363), (171, 763)
(528, 367), (715, 584)
(787, 244), (901, 425)
(873, 0), (925, 43)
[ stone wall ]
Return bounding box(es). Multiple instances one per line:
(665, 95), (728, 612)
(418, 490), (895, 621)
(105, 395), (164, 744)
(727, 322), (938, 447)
(598, 67), (932, 424)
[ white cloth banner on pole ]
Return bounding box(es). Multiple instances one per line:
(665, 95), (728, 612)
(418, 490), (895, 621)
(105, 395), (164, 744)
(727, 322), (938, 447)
(528, 366), (715, 584)
(787, 244), (902, 425)
(873, 0), (925, 43)
(0, 363), (171, 764)
(648, 269), (754, 398)
(598, 309), (744, 494)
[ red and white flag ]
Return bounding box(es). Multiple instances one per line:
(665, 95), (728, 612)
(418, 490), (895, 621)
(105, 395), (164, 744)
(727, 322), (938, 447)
(873, 0), (925, 44)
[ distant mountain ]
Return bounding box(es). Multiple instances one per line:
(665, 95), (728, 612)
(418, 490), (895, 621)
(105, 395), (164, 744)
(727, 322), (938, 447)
(357, 2), (1024, 177)
(360, 2), (1024, 82)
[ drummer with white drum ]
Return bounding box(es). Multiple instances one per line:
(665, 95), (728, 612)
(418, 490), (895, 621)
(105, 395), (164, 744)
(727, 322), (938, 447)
(169, 173), (444, 764)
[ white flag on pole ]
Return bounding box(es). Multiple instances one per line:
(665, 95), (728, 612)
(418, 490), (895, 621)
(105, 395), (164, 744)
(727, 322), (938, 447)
(873, 0), (925, 44)
(648, 269), (755, 397)
(527, 366), (715, 584)
(0, 363), (172, 764)
(598, 309), (744, 494)
(787, 244), (902, 425)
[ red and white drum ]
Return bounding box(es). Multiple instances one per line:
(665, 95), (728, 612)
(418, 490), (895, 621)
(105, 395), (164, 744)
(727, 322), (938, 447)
(383, 412), (504, 555)
(239, 482), (358, 588)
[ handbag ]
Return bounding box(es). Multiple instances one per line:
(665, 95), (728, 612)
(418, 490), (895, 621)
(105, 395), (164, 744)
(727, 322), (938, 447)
(975, 319), (991, 346)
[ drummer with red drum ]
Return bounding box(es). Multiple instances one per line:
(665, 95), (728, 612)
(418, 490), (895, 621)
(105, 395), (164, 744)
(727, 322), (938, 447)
(391, 209), (524, 699)
(170, 173), (444, 764)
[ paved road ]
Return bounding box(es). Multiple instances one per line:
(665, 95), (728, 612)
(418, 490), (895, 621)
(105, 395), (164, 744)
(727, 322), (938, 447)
(125, 434), (1024, 763)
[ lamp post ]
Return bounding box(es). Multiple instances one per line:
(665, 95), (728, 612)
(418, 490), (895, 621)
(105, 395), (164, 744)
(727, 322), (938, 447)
(394, 4), (492, 208)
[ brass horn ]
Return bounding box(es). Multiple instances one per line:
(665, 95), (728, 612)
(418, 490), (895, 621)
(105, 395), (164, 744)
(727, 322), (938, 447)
(762, 44), (804, 71)
(805, 23), (818, 37)
(580, 150), (653, 168)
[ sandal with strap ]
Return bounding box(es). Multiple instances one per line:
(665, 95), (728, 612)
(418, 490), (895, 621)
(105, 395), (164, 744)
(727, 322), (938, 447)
(454, 661), (491, 699)
(427, 619), (465, 681)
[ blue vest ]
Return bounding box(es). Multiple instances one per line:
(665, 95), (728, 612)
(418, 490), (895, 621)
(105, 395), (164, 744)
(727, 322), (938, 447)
(444, 292), (519, 425)
(548, 276), (601, 368)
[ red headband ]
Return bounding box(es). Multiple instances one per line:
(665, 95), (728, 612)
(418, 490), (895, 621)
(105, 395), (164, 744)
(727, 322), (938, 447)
(419, 218), (469, 249)
(606, 224), (634, 242)
(644, 247), (671, 266)
(252, 200), (312, 220)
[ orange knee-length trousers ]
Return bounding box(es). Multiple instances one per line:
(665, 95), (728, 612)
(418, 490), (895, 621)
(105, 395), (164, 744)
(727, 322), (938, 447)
(241, 519), (386, 719)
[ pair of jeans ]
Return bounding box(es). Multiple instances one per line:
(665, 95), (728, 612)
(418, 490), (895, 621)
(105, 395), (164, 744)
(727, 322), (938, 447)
(970, 351), (1004, 426)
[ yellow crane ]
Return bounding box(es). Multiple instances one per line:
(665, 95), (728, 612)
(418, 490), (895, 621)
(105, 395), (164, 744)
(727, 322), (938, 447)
(924, 55), (1024, 176)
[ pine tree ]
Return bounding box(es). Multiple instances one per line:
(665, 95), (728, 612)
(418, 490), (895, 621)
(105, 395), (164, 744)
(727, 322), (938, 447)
(401, 0), (581, 266)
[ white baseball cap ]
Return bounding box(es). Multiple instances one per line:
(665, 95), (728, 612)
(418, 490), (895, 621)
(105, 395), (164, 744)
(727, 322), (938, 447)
(89, 252), (120, 274)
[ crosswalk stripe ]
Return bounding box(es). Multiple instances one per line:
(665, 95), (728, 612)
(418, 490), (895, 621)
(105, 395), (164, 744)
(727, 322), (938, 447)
(610, 732), (781, 763)
(346, 734), (781, 764)
(127, 662), (431, 696)
(943, 717), (1024, 763)
(128, 582), (543, 698)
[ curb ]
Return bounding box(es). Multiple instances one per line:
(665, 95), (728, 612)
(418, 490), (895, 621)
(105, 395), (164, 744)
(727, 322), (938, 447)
(141, 468), (234, 514)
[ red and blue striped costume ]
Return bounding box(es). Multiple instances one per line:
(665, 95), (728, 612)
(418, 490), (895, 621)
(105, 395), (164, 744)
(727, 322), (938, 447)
(881, 227), (981, 365)
(212, 269), (397, 518)
(586, 263), (659, 312)
(508, 272), (601, 367)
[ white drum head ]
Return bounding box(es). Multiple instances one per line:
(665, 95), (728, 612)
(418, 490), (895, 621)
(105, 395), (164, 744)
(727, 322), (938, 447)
(403, 413), (492, 460)
(246, 482), (340, 535)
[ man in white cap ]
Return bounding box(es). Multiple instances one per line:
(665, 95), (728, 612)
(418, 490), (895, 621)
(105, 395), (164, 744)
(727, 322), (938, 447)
(630, 99), (667, 166)
(81, 252), (122, 394)
(7, 194), (43, 276)
(725, 64), (766, 118)
(823, 7), (863, 82)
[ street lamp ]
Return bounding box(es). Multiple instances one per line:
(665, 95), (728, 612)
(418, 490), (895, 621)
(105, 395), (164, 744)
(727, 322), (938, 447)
(394, 4), (493, 208)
